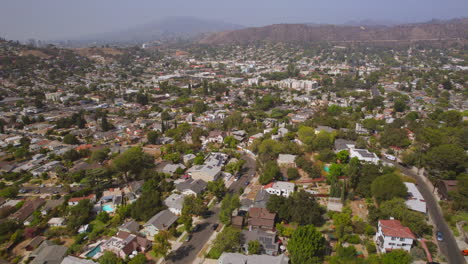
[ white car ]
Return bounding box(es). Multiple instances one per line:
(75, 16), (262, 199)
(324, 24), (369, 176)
(384, 154), (396, 161)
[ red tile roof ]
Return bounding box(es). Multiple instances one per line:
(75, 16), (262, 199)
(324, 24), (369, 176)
(379, 219), (416, 239)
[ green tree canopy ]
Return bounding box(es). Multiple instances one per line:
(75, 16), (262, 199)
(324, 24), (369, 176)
(287, 225), (326, 264)
(371, 174), (407, 203)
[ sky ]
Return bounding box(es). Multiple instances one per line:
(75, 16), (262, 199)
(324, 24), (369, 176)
(0, 0), (467, 41)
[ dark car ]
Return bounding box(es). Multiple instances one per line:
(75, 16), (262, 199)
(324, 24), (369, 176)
(244, 181), (250, 186)
(184, 234), (192, 242)
(192, 224), (200, 232)
(212, 223), (219, 230)
(436, 231), (443, 241)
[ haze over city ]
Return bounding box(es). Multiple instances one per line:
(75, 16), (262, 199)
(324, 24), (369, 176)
(1, 0), (467, 40)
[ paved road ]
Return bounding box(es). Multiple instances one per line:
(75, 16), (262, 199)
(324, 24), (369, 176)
(392, 161), (465, 264)
(165, 154), (257, 264)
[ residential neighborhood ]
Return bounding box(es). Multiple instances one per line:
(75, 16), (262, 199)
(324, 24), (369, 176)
(0, 28), (466, 264)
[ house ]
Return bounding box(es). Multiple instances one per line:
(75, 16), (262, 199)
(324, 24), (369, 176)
(334, 139), (355, 152)
(100, 231), (151, 259)
(263, 181), (295, 198)
(276, 154), (296, 167)
(24, 236), (45, 251)
(164, 193), (185, 215)
(61, 256), (96, 264)
(9, 198), (45, 223)
(349, 148), (379, 164)
(232, 216), (245, 229)
(218, 253), (289, 264)
(404, 182), (426, 214)
(183, 153), (196, 165)
(118, 220), (140, 234)
(30, 240), (68, 264)
(206, 130), (226, 144)
(41, 199), (64, 215)
(141, 209), (179, 240)
(186, 165), (222, 182)
(375, 219), (415, 253)
(174, 179), (207, 196)
(68, 194), (96, 206)
(437, 180), (458, 200)
(249, 133), (264, 145)
(48, 217), (66, 227)
(248, 208), (276, 231)
(241, 229), (279, 255)
(253, 189), (271, 208)
(161, 163), (186, 175)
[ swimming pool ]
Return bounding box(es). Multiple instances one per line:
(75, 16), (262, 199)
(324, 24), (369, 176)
(85, 245), (101, 258)
(324, 165), (330, 173)
(102, 204), (114, 212)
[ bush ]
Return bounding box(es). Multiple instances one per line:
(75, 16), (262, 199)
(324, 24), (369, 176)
(346, 234), (361, 244)
(365, 240), (377, 254)
(287, 168), (300, 180)
(410, 246), (426, 260)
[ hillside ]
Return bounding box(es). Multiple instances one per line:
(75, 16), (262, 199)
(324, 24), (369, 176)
(200, 19), (468, 44)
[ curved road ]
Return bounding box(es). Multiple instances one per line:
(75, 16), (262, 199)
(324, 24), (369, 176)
(393, 162), (465, 264)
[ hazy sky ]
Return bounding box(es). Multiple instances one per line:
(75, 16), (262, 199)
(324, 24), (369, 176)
(1, 0), (467, 41)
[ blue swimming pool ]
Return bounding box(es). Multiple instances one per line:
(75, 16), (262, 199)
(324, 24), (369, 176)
(102, 204), (114, 212)
(324, 165), (330, 173)
(86, 245), (101, 258)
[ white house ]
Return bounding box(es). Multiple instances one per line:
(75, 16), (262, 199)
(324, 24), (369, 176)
(349, 148), (379, 164)
(263, 181), (295, 197)
(375, 219), (415, 253)
(48, 217), (66, 227)
(404, 182), (426, 214)
(164, 193), (184, 215)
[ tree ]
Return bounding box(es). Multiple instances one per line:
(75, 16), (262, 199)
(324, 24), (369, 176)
(287, 225), (325, 264)
(371, 174), (407, 203)
(287, 168), (300, 180)
(178, 214), (193, 232)
(113, 147), (154, 184)
(424, 144), (466, 176)
(98, 251), (123, 264)
(91, 148), (110, 163)
(223, 136), (238, 148)
(394, 98), (407, 112)
(336, 150), (349, 163)
(219, 193), (240, 225)
(147, 131), (159, 144)
(67, 199), (93, 231)
(193, 101), (207, 114)
(128, 253), (147, 264)
(130, 191), (165, 221)
(267, 191), (323, 225)
(209, 227), (241, 259)
(207, 179), (227, 200)
(153, 230), (171, 258)
(0, 186), (19, 198)
(101, 116), (113, 131)
(313, 131), (333, 150)
(381, 249), (412, 264)
(259, 161), (282, 185)
(63, 134), (79, 145)
(182, 195), (207, 216)
(248, 240), (262, 254)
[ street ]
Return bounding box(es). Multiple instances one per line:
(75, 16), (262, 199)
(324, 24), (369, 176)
(165, 154), (257, 264)
(392, 161), (466, 264)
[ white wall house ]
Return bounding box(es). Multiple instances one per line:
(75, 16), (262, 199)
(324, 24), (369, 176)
(375, 219), (415, 253)
(349, 148), (379, 164)
(404, 182), (426, 214)
(263, 181), (295, 198)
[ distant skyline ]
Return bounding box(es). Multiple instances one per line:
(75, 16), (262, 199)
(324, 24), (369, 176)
(0, 0), (467, 41)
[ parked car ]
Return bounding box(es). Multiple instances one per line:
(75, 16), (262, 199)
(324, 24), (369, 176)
(384, 154), (396, 161)
(244, 181), (250, 186)
(436, 231), (443, 241)
(212, 223), (219, 230)
(185, 234), (192, 242)
(192, 225), (200, 232)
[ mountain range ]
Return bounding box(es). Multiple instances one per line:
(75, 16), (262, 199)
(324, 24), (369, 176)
(68, 16), (243, 46)
(200, 18), (468, 44)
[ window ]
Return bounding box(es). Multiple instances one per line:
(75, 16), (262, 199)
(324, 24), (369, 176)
(391, 237), (396, 241)
(389, 243), (395, 246)
(400, 238), (404, 241)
